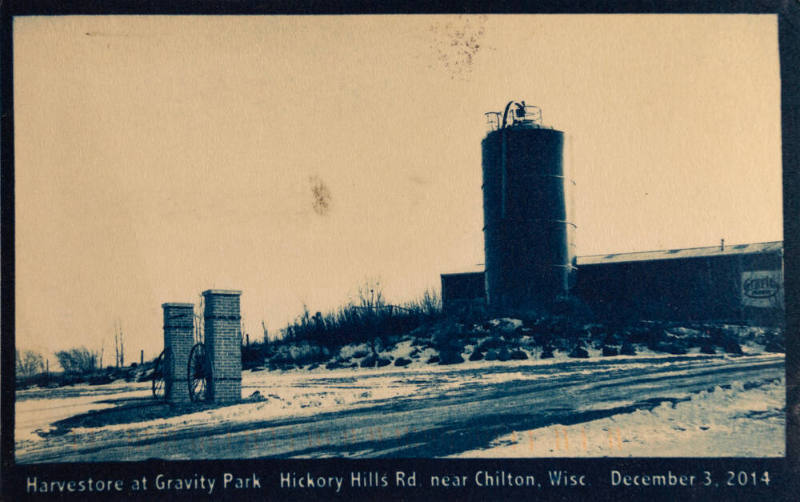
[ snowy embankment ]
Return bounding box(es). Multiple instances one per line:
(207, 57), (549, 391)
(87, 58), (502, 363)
(451, 377), (785, 457)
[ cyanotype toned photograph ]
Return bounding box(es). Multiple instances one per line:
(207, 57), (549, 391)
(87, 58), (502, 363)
(12, 14), (784, 466)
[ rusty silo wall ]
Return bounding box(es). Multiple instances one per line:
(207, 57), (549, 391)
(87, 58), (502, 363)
(482, 126), (573, 313)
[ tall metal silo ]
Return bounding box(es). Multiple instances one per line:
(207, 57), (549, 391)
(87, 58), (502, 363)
(482, 101), (575, 313)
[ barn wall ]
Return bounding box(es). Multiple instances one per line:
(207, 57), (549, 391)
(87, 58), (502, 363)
(441, 249), (784, 326)
(572, 252), (784, 325)
(441, 272), (486, 317)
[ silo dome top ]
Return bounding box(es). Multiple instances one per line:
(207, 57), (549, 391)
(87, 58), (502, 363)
(484, 100), (544, 132)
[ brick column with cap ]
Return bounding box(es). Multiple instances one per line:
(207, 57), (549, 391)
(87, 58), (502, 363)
(162, 302), (194, 404)
(202, 289), (242, 403)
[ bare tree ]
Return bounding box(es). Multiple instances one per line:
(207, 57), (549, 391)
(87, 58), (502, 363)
(113, 320), (125, 367)
(357, 278), (385, 357)
(114, 321), (119, 367)
(15, 349), (44, 378)
(357, 278), (385, 311)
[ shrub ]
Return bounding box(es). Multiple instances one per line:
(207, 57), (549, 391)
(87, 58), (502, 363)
(325, 360), (343, 370)
(278, 283), (444, 352)
(438, 350), (464, 365)
(723, 339), (743, 355)
(476, 338), (503, 352)
(242, 343), (269, 370)
(55, 347), (99, 375)
(431, 323), (463, 348)
(394, 357), (412, 367)
(569, 346), (589, 358)
(765, 339), (784, 353)
(88, 373), (113, 386)
(360, 354), (377, 368)
(654, 341), (687, 355)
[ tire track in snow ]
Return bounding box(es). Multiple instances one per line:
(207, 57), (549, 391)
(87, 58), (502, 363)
(16, 354), (783, 462)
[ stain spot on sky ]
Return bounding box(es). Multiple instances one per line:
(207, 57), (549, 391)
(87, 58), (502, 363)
(427, 15), (489, 81)
(310, 176), (332, 216)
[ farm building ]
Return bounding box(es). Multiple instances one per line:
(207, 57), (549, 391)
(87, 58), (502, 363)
(441, 240), (784, 326)
(440, 100), (783, 326)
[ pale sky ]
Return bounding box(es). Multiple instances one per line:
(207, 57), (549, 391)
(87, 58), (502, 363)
(14, 15), (782, 366)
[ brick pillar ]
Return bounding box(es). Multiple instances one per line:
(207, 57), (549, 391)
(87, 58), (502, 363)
(162, 303), (194, 404)
(202, 290), (242, 403)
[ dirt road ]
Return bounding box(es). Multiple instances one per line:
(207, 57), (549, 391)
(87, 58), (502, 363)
(17, 354), (783, 462)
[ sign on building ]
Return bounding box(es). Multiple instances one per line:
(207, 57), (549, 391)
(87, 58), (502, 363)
(741, 270), (783, 308)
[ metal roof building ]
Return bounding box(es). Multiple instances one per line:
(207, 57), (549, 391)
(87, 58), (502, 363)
(441, 241), (784, 326)
(577, 241), (782, 266)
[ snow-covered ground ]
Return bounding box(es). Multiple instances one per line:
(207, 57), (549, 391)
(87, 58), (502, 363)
(15, 380), (153, 442)
(451, 377), (785, 457)
(14, 345), (581, 450)
(15, 345), (785, 461)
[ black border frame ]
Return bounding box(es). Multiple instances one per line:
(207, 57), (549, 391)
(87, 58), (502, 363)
(2, 1), (797, 500)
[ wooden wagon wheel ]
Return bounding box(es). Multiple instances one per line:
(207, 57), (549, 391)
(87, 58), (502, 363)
(188, 342), (210, 402)
(152, 350), (166, 400)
